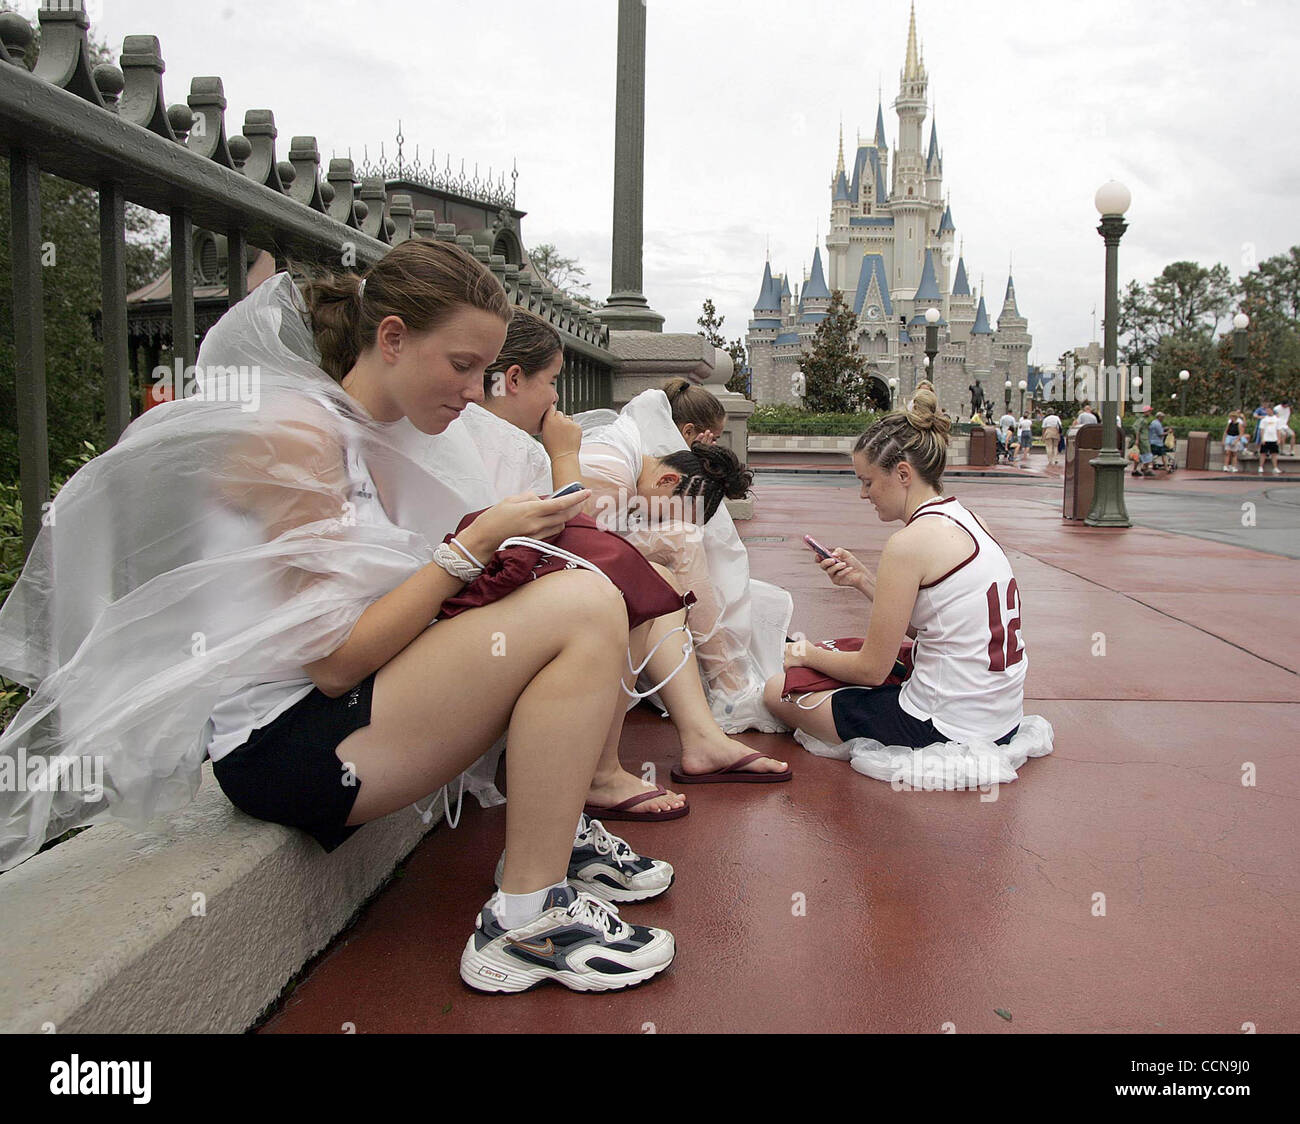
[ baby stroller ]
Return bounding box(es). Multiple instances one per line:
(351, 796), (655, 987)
(995, 428), (1017, 465)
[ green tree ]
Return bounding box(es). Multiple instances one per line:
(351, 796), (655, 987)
(696, 298), (749, 396)
(527, 242), (598, 309)
(0, 6), (169, 485)
(1119, 262), (1235, 364)
(798, 291), (869, 412)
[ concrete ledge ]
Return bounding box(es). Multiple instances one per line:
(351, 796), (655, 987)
(0, 765), (436, 1033)
(748, 434), (974, 463)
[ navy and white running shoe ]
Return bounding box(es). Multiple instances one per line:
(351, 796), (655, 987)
(494, 814), (675, 904)
(460, 884), (675, 993)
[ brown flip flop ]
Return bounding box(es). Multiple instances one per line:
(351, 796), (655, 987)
(671, 752), (793, 785)
(583, 785), (689, 822)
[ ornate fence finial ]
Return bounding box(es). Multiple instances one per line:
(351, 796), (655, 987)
(186, 77), (236, 167)
(388, 194), (414, 244)
(326, 158), (361, 230)
(119, 35), (178, 140)
(93, 62), (124, 113)
(34, 0), (103, 105)
(0, 10), (36, 68)
(358, 176), (390, 243)
(241, 109), (285, 191)
(288, 136), (326, 212)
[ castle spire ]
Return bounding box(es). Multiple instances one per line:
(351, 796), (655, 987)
(904, 1), (922, 80)
(874, 100), (887, 149)
(835, 118), (845, 176)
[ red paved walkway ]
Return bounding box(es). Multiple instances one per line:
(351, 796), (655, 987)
(262, 474), (1300, 1034)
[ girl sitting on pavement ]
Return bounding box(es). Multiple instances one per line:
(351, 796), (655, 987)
(762, 386), (1052, 787)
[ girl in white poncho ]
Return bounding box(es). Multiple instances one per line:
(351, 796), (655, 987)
(449, 318), (789, 816)
(0, 241), (680, 994)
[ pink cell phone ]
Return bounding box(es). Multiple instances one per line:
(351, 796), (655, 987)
(803, 534), (833, 561)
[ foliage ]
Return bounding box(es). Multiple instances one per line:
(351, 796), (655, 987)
(527, 242), (599, 310)
(696, 298), (749, 397)
(0, 439), (99, 730)
(748, 404), (880, 436)
(798, 291), (873, 412)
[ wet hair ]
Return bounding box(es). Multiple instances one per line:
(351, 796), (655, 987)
(659, 441), (753, 523)
(299, 240), (511, 381)
(852, 384), (952, 491)
(663, 377), (726, 435)
(484, 308), (564, 394)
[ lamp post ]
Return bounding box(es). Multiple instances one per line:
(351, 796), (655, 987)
(1004, 379), (1012, 413)
(924, 306), (940, 377)
(1177, 368), (1189, 409)
(1086, 180), (1132, 527)
(888, 376), (898, 410)
(1131, 372), (1142, 412)
(1018, 378), (1027, 414)
(1232, 312), (1249, 411)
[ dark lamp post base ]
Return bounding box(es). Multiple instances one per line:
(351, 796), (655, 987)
(599, 292), (665, 332)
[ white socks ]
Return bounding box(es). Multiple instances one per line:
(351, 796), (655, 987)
(491, 879), (568, 930)
(490, 818), (585, 930)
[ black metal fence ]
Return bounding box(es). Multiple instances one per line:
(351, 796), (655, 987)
(0, 1), (612, 553)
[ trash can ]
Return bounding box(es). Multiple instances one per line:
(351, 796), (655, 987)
(1185, 431), (1211, 471)
(967, 425), (997, 467)
(1063, 422), (1104, 520)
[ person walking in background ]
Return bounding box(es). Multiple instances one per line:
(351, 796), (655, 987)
(1131, 405), (1154, 477)
(1076, 402), (1099, 427)
(1252, 398), (1272, 450)
(1223, 409), (1247, 472)
(1041, 408), (1063, 468)
(1017, 410), (1034, 467)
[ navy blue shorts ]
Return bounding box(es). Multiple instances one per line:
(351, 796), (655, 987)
(212, 674), (375, 852)
(831, 684), (1019, 749)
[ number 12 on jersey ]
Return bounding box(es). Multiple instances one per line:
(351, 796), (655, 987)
(985, 579), (1024, 673)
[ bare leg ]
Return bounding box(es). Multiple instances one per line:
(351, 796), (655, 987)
(336, 568), (628, 894)
(762, 674), (842, 745)
(645, 562), (787, 776)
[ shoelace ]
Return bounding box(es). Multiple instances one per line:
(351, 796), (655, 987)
(566, 891), (627, 939)
(583, 817), (636, 869)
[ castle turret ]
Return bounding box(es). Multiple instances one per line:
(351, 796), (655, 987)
(994, 274), (1032, 388)
(925, 118), (943, 204)
(799, 247), (832, 326)
(937, 200), (956, 292)
(948, 253), (975, 343)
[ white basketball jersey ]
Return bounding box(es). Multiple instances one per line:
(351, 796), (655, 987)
(897, 497), (1026, 743)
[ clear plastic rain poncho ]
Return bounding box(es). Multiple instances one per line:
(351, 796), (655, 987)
(0, 272), (506, 871)
(575, 390), (793, 732)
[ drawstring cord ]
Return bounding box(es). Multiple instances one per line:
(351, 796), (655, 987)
(413, 771), (465, 829)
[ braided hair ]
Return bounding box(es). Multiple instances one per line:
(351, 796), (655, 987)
(659, 441), (753, 523)
(852, 384), (952, 491)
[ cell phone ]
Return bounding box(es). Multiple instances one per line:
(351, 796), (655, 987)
(550, 481), (586, 499)
(803, 534), (833, 561)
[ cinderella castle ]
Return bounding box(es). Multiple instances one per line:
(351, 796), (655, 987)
(746, 3), (1032, 418)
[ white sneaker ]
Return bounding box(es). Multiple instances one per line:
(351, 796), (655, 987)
(1274, 468), (1283, 475)
(461, 885), (675, 993)
(1222, 465), (1230, 472)
(494, 814), (675, 904)
(1259, 467), (1264, 474)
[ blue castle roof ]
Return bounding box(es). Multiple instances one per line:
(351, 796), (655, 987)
(972, 296), (993, 335)
(874, 102), (887, 149)
(952, 256), (970, 296)
(753, 261), (780, 312)
(927, 120), (940, 171)
(802, 248), (831, 301)
(852, 254), (893, 318)
(833, 170), (851, 201)
(914, 249), (941, 302)
(1003, 274), (1020, 315)
(774, 332), (801, 346)
(939, 204), (955, 233)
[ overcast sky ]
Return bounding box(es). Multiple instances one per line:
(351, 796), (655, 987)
(54, 0), (1300, 368)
